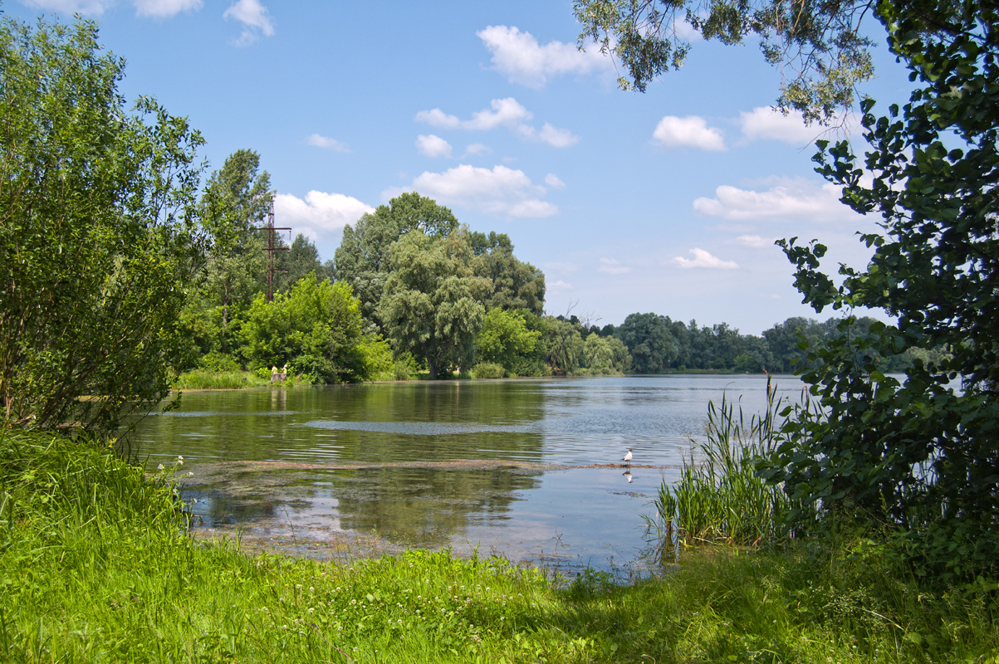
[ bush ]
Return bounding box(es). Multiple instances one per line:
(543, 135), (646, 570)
(472, 362), (506, 379)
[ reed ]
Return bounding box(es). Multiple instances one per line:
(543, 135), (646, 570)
(647, 377), (802, 557)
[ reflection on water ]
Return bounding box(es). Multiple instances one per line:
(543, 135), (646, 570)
(133, 375), (803, 576)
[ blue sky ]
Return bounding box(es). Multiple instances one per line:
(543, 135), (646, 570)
(8, 0), (916, 334)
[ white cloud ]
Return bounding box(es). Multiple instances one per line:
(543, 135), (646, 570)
(134, 0), (201, 17)
(223, 0), (274, 46)
(598, 258), (630, 275)
(406, 164), (558, 218)
(415, 108), (461, 128)
(693, 178), (858, 222)
(653, 115), (726, 151)
(476, 25), (613, 88)
(735, 234), (777, 248)
(464, 143), (491, 156)
(306, 134), (350, 152)
(674, 248), (739, 269)
(547, 279), (574, 295)
(538, 123), (579, 147)
(464, 97), (532, 131)
(274, 191), (373, 239)
(544, 173), (566, 189)
(415, 134), (452, 158)
(20, 0), (112, 13)
(738, 107), (857, 145)
(415, 99), (578, 148)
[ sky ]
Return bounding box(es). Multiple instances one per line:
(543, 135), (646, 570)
(6, 0), (918, 334)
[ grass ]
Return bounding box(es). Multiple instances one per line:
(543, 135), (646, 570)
(1, 430), (997, 662)
(172, 369), (273, 390)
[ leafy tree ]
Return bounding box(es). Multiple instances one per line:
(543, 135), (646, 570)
(542, 317), (585, 375)
(764, 0), (999, 576)
(238, 276), (368, 383)
(615, 313), (677, 373)
(470, 232), (546, 315)
(274, 234), (333, 292)
(377, 229), (489, 379)
(0, 15), (203, 432)
(476, 308), (541, 376)
(583, 334), (632, 374)
(574, 0), (876, 121)
(335, 193), (459, 329)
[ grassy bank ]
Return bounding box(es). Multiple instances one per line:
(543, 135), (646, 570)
(1, 431), (996, 662)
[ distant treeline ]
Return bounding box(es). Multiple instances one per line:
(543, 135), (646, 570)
(579, 313), (948, 375)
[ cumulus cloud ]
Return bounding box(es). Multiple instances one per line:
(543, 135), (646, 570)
(544, 173), (566, 189)
(134, 0), (201, 17)
(693, 178), (858, 222)
(464, 143), (491, 156)
(738, 107), (859, 145)
(674, 248), (738, 269)
(538, 123), (579, 147)
(415, 108), (461, 128)
(547, 279), (574, 295)
(306, 134), (350, 152)
(405, 164), (558, 218)
(735, 234), (777, 248)
(476, 25), (613, 88)
(20, 0), (112, 13)
(415, 134), (452, 158)
(223, 0), (274, 46)
(464, 97), (532, 130)
(415, 98), (578, 148)
(274, 191), (374, 239)
(598, 258), (630, 275)
(653, 115), (726, 151)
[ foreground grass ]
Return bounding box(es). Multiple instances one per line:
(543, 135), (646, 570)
(1, 431), (996, 663)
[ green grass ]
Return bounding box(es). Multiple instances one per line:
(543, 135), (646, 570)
(1, 430), (996, 662)
(172, 369), (272, 390)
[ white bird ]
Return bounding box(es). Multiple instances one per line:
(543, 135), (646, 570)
(622, 448), (633, 466)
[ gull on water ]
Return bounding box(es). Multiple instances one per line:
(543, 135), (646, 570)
(622, 448), (633, 466)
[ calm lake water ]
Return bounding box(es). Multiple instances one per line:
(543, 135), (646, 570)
(133, 374), (805, 578)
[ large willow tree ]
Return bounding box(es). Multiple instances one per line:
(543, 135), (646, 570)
(0, 16), (204, 432)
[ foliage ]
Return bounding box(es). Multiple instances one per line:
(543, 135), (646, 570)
(335, 193), (459, 330)
(470, 231), (546, 315)
(764, 0), (999, 579)
(3, 430), (998, 663)
(476, 308), (541, 375)
(542, 317), (585, 375)
(581, 334), (631, 374)
(274, 233), (334, 293)
(172, 369), (265, 390)
(0, 15), (204, 432)
(573, 0), (876, 121)
(239, 275), (369, 383)
(377, 229), (489, 379)
(472, 362), (507, 379)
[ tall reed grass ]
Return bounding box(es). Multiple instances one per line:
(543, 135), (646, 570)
(172, 369), (270, 390)
(647, 378), (804, 558)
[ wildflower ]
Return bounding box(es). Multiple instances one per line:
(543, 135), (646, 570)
(188, 472), (194, 477)
(157, 464), (165, 470)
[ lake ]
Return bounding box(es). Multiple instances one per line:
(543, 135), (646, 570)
(132, 374), (805, 578)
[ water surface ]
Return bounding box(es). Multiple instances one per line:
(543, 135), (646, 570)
(133, 375), (803, 577)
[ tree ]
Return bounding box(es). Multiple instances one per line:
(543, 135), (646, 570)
(334, 193), (459, 329)
(470, 231), (546, 315)
(574, 0), (876, 121)
(377, 229), (489, 379)
(476, 308), (542, 375)
(238, 275), (368, 383)
(274, 233), (333, 292)
(0, 15), (204, 432)
(764, 0), (999, 576)
(615, 313), (677, 373)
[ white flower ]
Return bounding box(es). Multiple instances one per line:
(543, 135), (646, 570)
(157, 464), (165, 470)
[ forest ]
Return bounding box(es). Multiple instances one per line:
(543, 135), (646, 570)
(176, 151), (938, 386)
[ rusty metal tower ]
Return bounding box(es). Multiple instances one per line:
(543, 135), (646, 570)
(261, 198), (291, 302)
